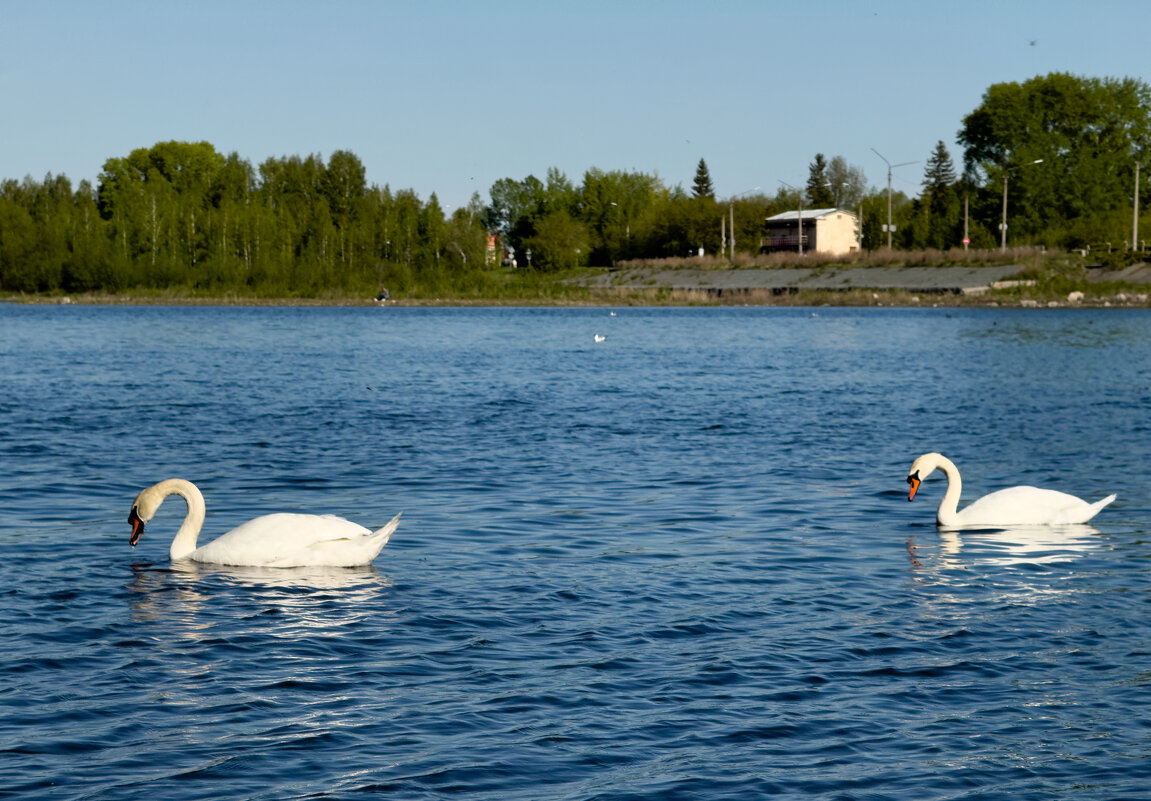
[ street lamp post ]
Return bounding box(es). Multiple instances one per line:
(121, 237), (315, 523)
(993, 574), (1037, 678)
(1000, 158), (1044, 252)
(871, 148), (916, 249)
(728, 186), (760, 260)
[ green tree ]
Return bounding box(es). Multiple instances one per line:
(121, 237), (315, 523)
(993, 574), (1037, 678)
(390, 188), (423, 269)
(323, 150), (367, 271)
(805, 154), (835, 207)
(417, 193), (446, 269)
(0, 182), (39, 290)
(207, 153), (257, 287)
(65, 179), (112, 290)
(644, 187), (698, 258)
(857, 194), (884, 252)
(692, 158), (714, 199)
(920, 141), (959, 249)
(485, 174), (555, 264)
(544, 167), (580, 216)
(825, 155), (867, 210)
(581, 167), (663, 264)
(444, 193), (488, 270)
(959, 72), (1151, 247)
(730, 192), (770, 256)
(524, 211), (588, 271)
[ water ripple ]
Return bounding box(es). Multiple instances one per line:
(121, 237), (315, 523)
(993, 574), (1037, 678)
(2, 306), (1150, 799)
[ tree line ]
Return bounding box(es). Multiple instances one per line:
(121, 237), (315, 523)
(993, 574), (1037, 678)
(2, 71), (1148, 295)
(0, 142), (490, 295)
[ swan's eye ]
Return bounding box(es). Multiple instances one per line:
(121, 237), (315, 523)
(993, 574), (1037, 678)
(906, 470), (919, 485)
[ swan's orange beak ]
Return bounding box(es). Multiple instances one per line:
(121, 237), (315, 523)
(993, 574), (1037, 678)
(907, 474), (921, 502)
(128, 507), (145, 547)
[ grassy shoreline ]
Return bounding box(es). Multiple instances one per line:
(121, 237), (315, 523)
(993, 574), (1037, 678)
(6, 288), (1149, 309)
(4, 251), (1148, 308)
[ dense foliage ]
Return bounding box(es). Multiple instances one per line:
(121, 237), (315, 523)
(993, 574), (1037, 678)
(0, 142), (489, 295)
(955, 73), (1151, 251)
(2, 72), (1148, 296)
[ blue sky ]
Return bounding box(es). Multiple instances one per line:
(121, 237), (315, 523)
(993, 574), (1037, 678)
(2, 0), (1147, 211)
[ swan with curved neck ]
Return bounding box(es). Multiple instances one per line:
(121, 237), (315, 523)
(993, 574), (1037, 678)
(906, 453), (1115, 528)
(128, 479), (400, 567)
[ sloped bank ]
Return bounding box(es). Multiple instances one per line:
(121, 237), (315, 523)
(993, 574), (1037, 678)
(575, 264), (1026, 296)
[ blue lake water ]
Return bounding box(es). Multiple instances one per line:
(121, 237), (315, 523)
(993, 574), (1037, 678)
(2, 303), (1150, 800)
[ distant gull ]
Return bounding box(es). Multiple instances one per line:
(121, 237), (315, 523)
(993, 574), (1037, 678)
(594, 334), (606, 343)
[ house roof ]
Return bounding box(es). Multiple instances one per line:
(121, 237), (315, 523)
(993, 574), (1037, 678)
(764, 208), (857, 222)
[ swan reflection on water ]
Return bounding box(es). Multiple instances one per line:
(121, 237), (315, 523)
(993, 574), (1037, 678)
(910, 523), (1103, 570)
(128, 560), (394, 635)
(168, 559), (392, 590)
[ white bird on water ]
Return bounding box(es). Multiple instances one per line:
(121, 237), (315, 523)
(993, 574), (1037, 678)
(906, 453), (1115, 528)
(594, 333), (606, 343)
(128, 478), (400, 567)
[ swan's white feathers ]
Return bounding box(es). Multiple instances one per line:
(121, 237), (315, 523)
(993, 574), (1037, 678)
(128, 479), (400, 567)
(907, 452), (1114, 528)
(192, 512), (399, 567)
(950, 486), (1114, 527)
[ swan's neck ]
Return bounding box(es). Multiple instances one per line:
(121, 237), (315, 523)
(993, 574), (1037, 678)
(156, 479), (206, 560)
(933, 456), (963, 527)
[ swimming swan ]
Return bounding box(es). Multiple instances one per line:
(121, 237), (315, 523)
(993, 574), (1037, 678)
(128, 478), (401, 567)
(906, 453), (1115, 528)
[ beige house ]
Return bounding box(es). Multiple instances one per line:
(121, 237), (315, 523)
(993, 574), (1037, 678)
(761, 208), (859, 256)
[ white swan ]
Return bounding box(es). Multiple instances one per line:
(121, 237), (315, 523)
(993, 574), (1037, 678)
(128, 479), (401, 567)
(906, 453), (1115, 528)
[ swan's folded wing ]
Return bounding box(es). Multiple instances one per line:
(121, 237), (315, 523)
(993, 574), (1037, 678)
(958, 487), (1112, 527)
(191, 513), (374, 567)
(279, 512), (401, 567)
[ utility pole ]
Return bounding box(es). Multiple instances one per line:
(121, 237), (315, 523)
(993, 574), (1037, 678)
(730, 202), (735, 256)
(1001, 173), (1009, 252)
(858, 201), (864, 251)
(727, 187), (759, 261)
(779, 180), (803, 256)
(871, 148), (916, 249)
(964, 192), (969, 251)
(1135, 160), (1141, 252)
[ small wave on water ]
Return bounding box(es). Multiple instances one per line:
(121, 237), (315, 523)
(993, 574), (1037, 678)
(2, 305), (1151, 800)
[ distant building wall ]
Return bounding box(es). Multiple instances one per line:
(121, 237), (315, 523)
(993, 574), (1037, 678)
(762, 209), (858, 256)
(814, 211), (859, 256)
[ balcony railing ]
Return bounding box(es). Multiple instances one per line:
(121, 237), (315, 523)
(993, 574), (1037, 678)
(760, 235), (809, 249)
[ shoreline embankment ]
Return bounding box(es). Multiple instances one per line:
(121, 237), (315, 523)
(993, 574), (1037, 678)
(4, 263), (1150, 308)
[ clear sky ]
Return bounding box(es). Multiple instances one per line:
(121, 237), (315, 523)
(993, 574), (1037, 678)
(2, 0), (1147, 211)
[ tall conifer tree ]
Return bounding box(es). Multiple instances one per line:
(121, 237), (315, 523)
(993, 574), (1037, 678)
(805, 154), (835, 207)
(923, 141), (957, 196)
(922, 141), (959, 248)
(692, 159), (714, 198)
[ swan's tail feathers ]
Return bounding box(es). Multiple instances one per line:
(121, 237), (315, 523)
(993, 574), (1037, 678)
(371, 512), (402, 547)
(1074, 494), (1117, 524)
(1093, 494), (1117, 513)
